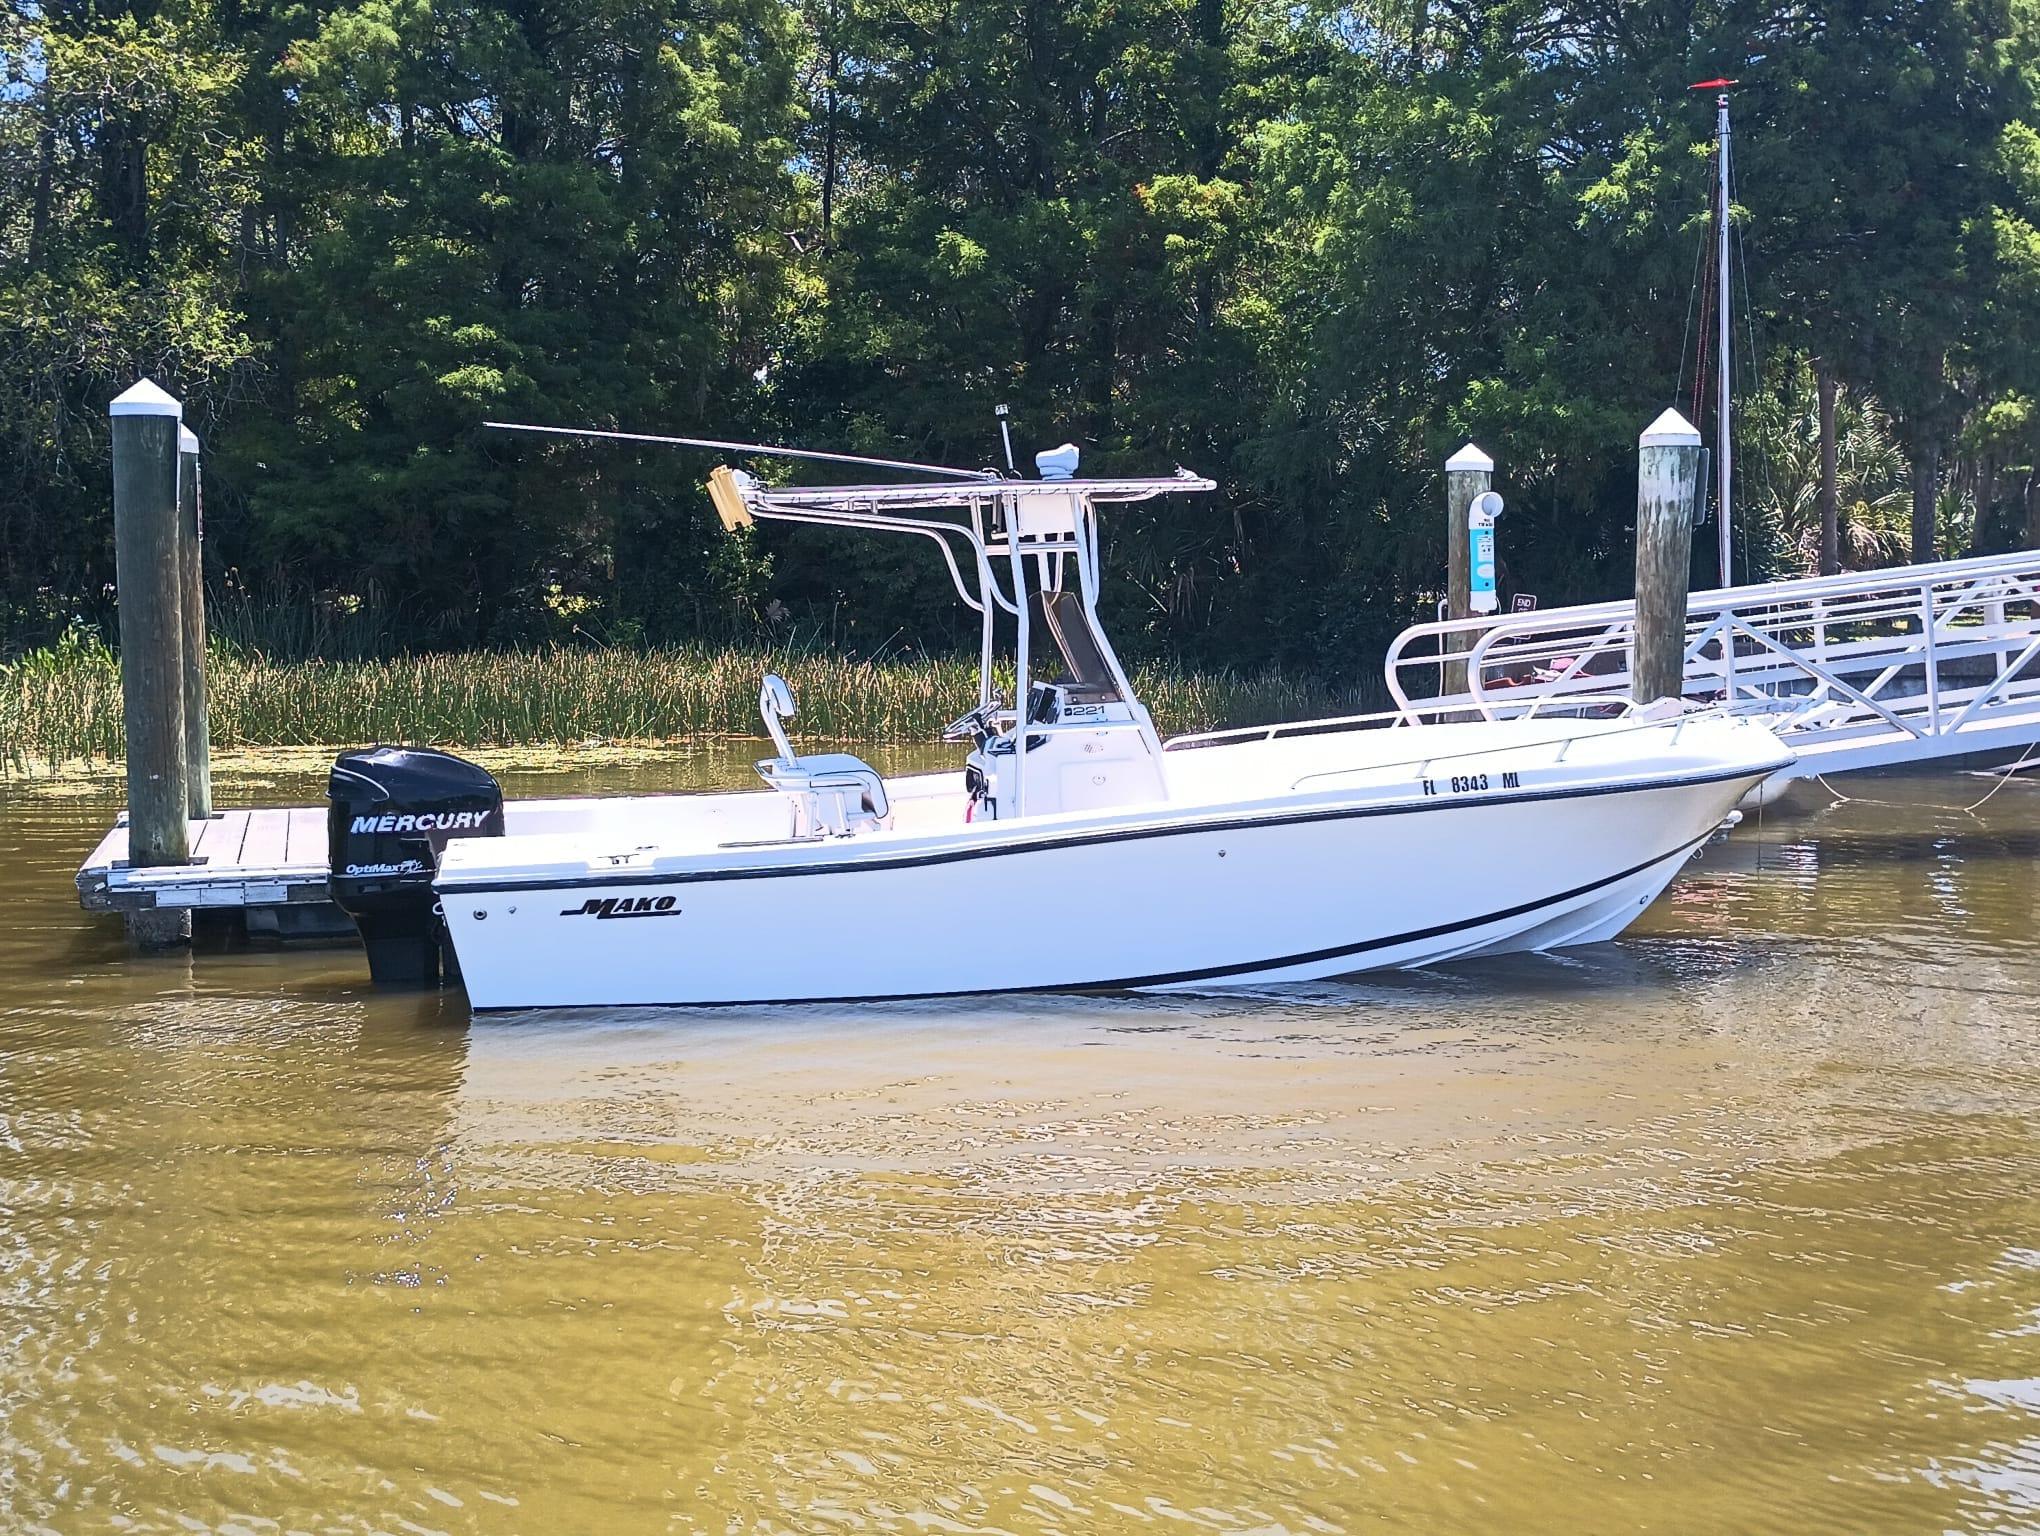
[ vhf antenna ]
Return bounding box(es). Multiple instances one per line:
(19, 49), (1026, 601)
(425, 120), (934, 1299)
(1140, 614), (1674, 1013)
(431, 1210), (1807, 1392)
(994, 404), (1018, 475)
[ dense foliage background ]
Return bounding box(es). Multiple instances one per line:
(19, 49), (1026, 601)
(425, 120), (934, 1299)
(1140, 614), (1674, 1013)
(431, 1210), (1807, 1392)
(7, 0), (2040, 676)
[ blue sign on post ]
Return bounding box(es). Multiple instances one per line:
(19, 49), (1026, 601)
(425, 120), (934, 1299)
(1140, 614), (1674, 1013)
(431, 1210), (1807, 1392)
(1468, 491), (1503, 614)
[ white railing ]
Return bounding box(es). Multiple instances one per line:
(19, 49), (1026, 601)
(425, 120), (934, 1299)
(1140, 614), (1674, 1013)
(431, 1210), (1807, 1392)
(1383, 549), (2040, 771)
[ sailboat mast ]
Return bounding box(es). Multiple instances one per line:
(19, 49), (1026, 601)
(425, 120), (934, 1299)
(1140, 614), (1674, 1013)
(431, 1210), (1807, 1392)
(1715, 90), (1733, 587)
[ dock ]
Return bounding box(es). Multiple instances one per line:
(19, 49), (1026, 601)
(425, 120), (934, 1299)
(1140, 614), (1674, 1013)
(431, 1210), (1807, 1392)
(77, 806), (344, 935)
(76, 794), (704, 937)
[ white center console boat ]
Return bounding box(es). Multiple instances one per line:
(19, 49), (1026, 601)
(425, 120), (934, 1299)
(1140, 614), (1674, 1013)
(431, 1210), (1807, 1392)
(325, 444), (1792, 1008)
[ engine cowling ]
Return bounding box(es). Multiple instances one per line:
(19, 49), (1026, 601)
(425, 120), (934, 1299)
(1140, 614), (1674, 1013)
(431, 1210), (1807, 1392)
(327, 746), (504, 988)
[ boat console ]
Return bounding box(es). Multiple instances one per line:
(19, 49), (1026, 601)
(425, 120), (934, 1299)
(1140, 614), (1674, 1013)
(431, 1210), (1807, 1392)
(964, 684), (1165, 819)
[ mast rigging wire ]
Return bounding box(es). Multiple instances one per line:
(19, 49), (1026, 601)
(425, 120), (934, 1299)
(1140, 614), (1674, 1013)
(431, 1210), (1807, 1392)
(1676, 203), (1710, 423)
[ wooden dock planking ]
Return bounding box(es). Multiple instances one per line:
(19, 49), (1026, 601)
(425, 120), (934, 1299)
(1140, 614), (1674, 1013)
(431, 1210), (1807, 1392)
(238, 807), (293, 870)
(285, 807), (327, 864)
(77, 804), (334, 916)
(187, 809), (236, 864)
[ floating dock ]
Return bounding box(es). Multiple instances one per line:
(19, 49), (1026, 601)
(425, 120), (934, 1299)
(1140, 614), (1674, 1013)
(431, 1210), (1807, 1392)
(77, 806), (343, 935)
(76, 795), (716, 937)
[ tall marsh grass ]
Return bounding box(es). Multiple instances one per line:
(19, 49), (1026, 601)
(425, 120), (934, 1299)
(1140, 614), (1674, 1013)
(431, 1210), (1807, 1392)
(1, 637), (1373, 773)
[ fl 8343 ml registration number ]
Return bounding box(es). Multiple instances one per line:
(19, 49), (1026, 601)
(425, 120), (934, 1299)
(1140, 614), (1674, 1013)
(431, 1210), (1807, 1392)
(1418, 769), (1521, 797)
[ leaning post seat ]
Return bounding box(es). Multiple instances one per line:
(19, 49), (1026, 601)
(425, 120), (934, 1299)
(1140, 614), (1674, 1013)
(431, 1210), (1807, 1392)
(755, 753), (891, 837)
(752, 671), (891, 836)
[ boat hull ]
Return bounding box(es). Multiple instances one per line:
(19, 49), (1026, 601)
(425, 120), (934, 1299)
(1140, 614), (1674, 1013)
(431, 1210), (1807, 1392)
(436, 766), (1767, 1009)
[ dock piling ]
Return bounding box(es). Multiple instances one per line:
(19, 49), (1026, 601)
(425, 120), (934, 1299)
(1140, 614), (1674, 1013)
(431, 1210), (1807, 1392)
(1444, 442), (1494, 695)
(1634, 409), (1704, 705)
(110, 379), (192, 950)
(178, 425), (213, 820)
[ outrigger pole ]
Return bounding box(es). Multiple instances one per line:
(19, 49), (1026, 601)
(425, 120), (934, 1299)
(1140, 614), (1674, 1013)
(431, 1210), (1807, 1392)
(482, 421), (1001, 483)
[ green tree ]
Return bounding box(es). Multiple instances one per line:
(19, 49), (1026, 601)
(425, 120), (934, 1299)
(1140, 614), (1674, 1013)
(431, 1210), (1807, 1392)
(771, 0), (1322, 662)
(230, 0), (810, 643)
(7, 0), (2040, 666)
(0, 0), (260, 641)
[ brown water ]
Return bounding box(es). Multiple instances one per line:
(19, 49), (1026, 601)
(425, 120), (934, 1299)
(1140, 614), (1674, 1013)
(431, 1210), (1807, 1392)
(3, 751), (2038, 1534)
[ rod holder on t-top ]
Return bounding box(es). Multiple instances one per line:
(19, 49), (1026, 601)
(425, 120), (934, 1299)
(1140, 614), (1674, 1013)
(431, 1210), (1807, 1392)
(995, 404), (1018, 475)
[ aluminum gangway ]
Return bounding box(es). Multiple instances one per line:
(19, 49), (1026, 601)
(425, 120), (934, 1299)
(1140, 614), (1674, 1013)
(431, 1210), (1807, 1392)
(1382, 549), (2040, 781)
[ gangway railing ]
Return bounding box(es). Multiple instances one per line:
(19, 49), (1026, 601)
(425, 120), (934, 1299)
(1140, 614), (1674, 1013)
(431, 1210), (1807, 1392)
(1383, 549), (2040, 777)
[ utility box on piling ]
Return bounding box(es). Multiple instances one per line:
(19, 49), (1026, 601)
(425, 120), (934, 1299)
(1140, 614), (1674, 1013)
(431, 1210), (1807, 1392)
(1444, 442), (1494, 694)
(1634, 409), (1704, 705)
(110, 379), (192, 949)
(1467, 491), (1503, 614)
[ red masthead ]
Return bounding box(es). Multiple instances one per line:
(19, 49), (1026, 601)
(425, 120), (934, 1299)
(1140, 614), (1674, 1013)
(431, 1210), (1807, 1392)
(1688, 78), (1739, 90)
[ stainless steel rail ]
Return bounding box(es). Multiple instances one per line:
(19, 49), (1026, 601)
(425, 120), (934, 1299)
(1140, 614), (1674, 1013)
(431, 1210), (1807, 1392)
(1381, 550), (2040, 777)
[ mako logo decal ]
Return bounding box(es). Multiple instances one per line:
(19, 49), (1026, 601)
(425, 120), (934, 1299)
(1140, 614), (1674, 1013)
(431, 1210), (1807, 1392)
(561, 895), (682, 919)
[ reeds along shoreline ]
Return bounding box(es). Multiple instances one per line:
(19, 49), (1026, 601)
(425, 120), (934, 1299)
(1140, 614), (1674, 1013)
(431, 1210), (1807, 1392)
(0, 640), (1375, 774)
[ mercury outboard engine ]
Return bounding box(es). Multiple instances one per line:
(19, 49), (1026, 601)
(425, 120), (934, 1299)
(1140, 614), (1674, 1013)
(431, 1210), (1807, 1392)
(327, 746), (504, 988)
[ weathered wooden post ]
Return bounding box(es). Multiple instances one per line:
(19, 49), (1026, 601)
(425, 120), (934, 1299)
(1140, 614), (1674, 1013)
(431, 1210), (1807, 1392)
(1634, 409), (1704, 705)
(178, 424), (213, 820)
(1444, 442), (1494, 695)
(110, 379), (192, 949)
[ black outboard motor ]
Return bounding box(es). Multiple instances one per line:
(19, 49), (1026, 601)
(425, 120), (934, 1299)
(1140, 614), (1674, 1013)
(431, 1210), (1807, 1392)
(327, 746), (504, 988)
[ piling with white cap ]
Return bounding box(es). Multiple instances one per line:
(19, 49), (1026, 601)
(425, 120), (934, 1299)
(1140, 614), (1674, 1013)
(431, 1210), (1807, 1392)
(109, 378), (192, 949)
(1634, 408), (1704, 705)
(178, 424), (212, 820)
(1443, 442), (1494, 695)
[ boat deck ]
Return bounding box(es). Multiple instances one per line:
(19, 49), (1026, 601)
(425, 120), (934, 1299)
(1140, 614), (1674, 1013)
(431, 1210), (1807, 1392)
(77, 806), (338, 930)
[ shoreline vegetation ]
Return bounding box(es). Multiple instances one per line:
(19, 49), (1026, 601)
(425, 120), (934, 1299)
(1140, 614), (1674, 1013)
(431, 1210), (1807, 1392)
(16, 0), (2038, 681)
(1, 635), (1375, 777)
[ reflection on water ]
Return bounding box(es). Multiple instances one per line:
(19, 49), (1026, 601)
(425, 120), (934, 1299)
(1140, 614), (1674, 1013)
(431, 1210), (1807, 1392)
(2, 756), (2038, 1533)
